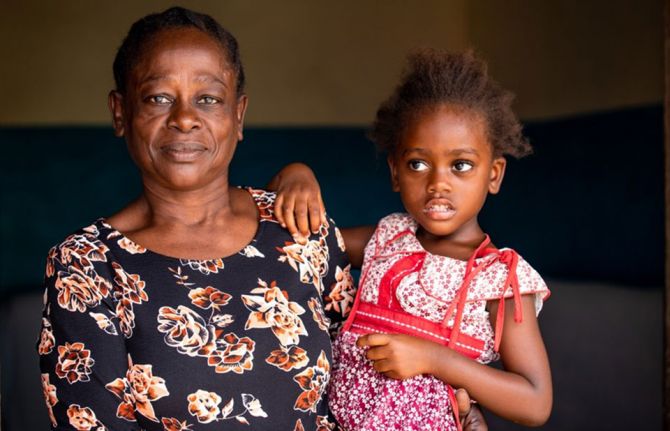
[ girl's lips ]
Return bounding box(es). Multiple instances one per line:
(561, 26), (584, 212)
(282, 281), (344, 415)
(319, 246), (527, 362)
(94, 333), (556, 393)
(423, 198), (455, 220)
(160, 143), (207, 162)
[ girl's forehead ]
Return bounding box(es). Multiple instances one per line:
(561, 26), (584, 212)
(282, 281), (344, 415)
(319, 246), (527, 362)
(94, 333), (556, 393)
(398, 105), (492, 154)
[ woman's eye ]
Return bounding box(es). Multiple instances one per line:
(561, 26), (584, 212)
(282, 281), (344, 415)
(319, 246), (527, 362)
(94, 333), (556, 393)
(408, 160), (429, 172)
(197, 96), (220, 105)
(453, 161), (474, 172)
(148, 95), (172, 105)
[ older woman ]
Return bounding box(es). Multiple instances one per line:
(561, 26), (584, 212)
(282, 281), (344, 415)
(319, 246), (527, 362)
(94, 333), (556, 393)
(37, 7), (353, 431)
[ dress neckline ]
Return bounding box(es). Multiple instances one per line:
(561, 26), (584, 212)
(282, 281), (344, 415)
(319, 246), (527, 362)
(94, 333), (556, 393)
(98, 187), (268, 262)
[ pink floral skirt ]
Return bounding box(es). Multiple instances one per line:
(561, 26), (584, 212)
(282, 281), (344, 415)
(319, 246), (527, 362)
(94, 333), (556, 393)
(328, 331), (457, 431)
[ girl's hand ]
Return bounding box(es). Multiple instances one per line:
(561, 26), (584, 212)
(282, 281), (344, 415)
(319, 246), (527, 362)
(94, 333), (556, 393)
(456, 389), (488, 431)
(269, 163), (326, 243)
(356, 333), (437, 380)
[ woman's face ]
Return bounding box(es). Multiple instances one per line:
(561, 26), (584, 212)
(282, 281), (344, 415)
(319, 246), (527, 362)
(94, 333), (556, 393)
(109, 27), (248, 191)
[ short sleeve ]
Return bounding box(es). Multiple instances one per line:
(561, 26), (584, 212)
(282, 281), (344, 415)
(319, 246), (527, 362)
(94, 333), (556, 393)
(514, 256), (551, 316)
(320, 216), (356, 336)
(38, 239), (142, 430)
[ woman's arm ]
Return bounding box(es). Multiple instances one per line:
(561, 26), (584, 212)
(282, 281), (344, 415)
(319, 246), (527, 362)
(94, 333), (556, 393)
(38, 246), (144, 430)
(358, 295), (552, 426)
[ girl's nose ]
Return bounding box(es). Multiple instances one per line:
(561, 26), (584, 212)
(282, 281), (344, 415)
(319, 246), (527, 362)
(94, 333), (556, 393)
(427, 170), (452, 194)
(168, 100), (202, 132)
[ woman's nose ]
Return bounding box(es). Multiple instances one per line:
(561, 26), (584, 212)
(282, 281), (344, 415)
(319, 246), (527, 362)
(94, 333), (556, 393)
(168, 100), (202, 132)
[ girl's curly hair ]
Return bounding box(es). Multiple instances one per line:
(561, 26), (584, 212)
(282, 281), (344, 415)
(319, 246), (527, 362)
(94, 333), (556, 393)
(369, 49), (531, 158)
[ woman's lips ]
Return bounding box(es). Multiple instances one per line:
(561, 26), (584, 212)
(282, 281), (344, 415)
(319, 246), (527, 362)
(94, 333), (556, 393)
(423, 198), (455, 220)
(160, 142), (207, 162)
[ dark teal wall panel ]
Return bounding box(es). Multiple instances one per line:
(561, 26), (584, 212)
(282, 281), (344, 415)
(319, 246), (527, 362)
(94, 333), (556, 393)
(0, 106), (662, 296)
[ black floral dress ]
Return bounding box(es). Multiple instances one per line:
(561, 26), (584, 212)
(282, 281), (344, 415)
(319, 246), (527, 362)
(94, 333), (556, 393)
(37, 188), (356, 431)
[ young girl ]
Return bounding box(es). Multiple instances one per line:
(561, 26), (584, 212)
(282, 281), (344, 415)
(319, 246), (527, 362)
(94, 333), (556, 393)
(278, 49), (552, 430)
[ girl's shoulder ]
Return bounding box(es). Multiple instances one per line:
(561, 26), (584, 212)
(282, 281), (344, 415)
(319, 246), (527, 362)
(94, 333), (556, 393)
(368, 212), (418, 252)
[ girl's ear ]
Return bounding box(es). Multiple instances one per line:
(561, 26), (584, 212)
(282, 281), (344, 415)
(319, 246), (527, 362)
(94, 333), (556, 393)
(488, 157), (507, 194)
(108, 91), (126, 137)
(387, 155), (400, 192)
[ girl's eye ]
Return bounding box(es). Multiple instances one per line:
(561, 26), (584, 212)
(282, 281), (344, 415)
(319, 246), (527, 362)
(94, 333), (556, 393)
(453, 161), (474, 172)
(197, 96), (220, 105)
(408, 160), (429, 172)
(148, 95), (172, 105)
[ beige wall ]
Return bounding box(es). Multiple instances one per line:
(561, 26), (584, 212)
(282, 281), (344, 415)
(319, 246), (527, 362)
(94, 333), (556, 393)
(0, 0), (662, 126)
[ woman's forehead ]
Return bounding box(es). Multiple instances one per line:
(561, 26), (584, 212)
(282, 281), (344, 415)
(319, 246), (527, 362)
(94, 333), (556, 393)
(128, 28), (235, 85)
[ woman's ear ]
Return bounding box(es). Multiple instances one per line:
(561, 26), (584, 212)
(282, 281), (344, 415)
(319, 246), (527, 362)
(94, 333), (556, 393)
(235, 94), (249, 141)
(108, 91), (125, 137)
(488, 157), (507, 194)
(387, 155), (400, 192)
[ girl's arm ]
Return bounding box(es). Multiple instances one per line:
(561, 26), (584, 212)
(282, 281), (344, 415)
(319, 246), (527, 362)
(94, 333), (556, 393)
(269, 163), (374, 267)
(358, 295), (552, 426)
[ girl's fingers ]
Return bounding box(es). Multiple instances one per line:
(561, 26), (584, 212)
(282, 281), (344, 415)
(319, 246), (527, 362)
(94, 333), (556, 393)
(357, 333), (390, 348)
(282, 198), (305, 244)
(309, 199), (323, 234)
(455, 388), (472, 415)
(365, 345), (390, 361)
(294, 196), (310, 238)
(274, 194), (286, 227)
(371, 358), (391, 373)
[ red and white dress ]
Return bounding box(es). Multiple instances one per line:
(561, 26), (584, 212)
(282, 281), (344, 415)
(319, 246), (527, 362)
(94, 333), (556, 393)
(328, 213), (550, 431)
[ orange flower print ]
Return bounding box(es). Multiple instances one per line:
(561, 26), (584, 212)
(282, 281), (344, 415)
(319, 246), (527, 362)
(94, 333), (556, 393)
(293, 351), (330, 413)
(67, 404), (106, 431)
(188, 286), (232, 310)
(187, 390), (222, 424)
(115, 297), (137, 338)
(308, 298), (330, 332)
(207, 332), (255, 374)
(294, 419), (305, 431)
(54, 264), (111, 312)
(157, 305), (217, 357)
(161, 417), (193, 431)
(55, 342), (95, 384)
(112, 262), (147, 304)
(38, 317), (56, 355)
(249, 189), (277, 222)
(46, 247), (58, 277)
(180, 258), (225, 275)
(266, 344), (309, 371)
(277, 237), (329, 294)
(239, 244), (265, 258)
(89, 312), (118, 335)
(315, 415), (338, 431)
(324, 264), (356, 317)
(55, 228), (110, 270)
(334, 227), (346, 252)
(105, 354), (169, 423)
(242, 279), (308, 346)
(41, 373), (58, 427)
(117, 237), (147, 254)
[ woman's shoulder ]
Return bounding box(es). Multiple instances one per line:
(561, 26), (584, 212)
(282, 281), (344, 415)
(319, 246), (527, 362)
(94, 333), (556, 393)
(45, 218), (145, 276)
(244, 187), (279, 223)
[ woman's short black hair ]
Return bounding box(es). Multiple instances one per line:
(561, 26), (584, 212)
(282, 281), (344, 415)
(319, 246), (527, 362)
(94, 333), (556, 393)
(112, 6), (245, 96)
(370, 48), (531, 158)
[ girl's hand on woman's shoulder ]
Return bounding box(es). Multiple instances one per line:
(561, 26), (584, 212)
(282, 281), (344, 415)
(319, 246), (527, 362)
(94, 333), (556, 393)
(268, 163), (326, 243)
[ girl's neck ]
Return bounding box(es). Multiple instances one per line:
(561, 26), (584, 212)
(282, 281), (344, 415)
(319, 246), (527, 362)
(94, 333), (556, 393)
(415, 223), (489, 261)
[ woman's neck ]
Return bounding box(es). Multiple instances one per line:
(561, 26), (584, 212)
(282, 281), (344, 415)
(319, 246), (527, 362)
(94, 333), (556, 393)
(139, 178), (235, 227)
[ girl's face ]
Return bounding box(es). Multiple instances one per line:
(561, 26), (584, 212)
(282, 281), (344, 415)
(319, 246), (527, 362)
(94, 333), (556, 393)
(109, 27), (248, 192)
(388, 105), (506, 244)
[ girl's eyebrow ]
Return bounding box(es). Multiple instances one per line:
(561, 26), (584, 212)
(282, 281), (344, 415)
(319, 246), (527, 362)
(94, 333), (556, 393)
(449, 148), (479, 156)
